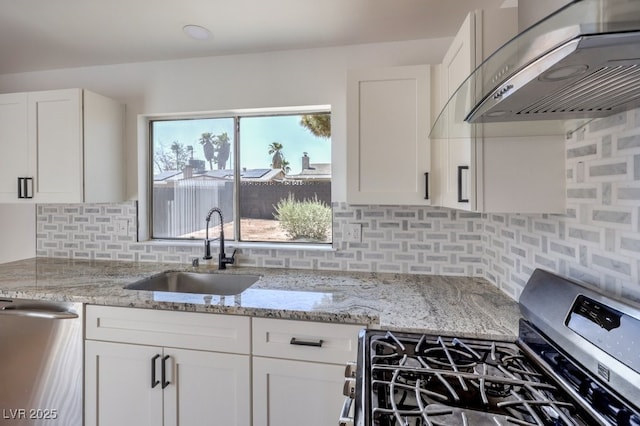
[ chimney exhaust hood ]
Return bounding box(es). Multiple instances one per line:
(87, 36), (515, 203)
(431, 0), (640, 136)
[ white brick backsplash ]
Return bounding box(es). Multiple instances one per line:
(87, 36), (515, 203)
(37, 201), (485, 277)
(36, 108), (640, 303)
(483, 108), (640, 303)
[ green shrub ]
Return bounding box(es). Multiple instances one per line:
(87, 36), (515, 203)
(273, 194), (332, 241)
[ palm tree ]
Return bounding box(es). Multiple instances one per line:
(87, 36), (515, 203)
(300, 114), (331, 138)
(281, 159), (291, 174)
(214, 132), (231, 169)
(199, 132), (215, 170)
(170, 141), (183, 170)
(268, 142), (284, 170)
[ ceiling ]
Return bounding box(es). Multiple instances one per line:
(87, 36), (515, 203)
(0, 0), (510, 75)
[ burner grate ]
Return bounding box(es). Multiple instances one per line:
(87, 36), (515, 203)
(368, 332), (583, 426)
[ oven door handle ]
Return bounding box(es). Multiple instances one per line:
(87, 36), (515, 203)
(338, 396), (354, 426)
(0, 306), (78, 320)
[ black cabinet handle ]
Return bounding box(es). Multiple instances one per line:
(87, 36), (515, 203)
(151, 354), (160, 388)
(17, 177), (33, 199)
(161, 355), (171, 389)
(290, 337), (324, 347)
(424, 172), (429, 200)
(457, 166), (469, 203)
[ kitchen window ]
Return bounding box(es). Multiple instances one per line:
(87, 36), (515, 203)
(149, 109), (332, 245)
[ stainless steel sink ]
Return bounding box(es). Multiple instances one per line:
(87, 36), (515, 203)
(124, 271), (261, 295)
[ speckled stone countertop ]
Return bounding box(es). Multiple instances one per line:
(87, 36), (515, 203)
(0, 257), (521, 339)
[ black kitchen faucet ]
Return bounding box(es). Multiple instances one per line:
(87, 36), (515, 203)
(203, 207), (236, 269)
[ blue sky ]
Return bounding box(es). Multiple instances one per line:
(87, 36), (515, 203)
(153, 115), (330, 174)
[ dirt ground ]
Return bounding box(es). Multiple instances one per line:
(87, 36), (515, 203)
(239, 218), (289, 241)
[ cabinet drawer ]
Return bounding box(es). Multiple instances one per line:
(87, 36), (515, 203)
(252, 318), (362, 364)
(85, 305), (250, 354)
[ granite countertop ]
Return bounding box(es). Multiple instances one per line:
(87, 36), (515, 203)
(0, 257), (521, 339)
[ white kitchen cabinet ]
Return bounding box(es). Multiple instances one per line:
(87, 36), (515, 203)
(0, 93), (29, 200)
(85, 341), (163, 426)
(432, 10), (566, 213)
(347, 65), (431, 205)
(252, 317), (362, 426)
(0, 88), (124, 203)
(435, 11), (476, 211)
(253, 357), (345, 426)
(85, 306), (251, 426)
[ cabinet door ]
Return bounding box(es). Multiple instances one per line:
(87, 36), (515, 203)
(347, 65), (431, 205)
(85, 340), (163, 426)
(0, 93), (29, 201)
(163, 348), (251, 426)
(28, 89), (84, 203)
(442, 12), (475, 141)
(439, 13), (476, 211)
(253, 357), (345, 426)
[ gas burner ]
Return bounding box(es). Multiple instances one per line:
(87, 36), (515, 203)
(401, 357), (422, 369)
(472, 363), (518, 397)
(419, 344), (477, 371)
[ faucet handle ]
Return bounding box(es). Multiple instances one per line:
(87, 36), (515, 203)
(224, 249), (237, 265)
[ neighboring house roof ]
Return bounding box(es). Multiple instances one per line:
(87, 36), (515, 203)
(153, 170), (182, 181)
(245, 169), (285, 181)
(153, 168), (285, 182)
(288, 163), (331, 180)
(202, 169), (235, 180)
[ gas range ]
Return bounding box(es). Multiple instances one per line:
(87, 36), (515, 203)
(340, 269), (640, 426)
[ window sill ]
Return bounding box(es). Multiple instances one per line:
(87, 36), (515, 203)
(140, 239), (336, 252)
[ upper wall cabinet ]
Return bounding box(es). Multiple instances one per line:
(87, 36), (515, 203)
(0, 93), (30, 202)
(0, 89), (125, 204)
(430, 10), (566, 214)
(347, 65), (431, 205)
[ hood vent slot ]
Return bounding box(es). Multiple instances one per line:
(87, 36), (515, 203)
(518, 64), (640, 117)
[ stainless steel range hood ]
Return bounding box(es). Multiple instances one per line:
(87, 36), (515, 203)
(469, 31), (640, 123)
(431, 0), (640, 136)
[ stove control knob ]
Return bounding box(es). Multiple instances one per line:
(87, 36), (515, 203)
(343, 378), (355, 398)
(344, 362), (357, 378)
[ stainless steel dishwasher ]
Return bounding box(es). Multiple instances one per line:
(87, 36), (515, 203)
(0, 298), (82, 425)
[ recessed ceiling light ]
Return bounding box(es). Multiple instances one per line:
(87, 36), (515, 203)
(183, 25), (212, 41)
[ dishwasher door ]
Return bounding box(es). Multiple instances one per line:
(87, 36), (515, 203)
(0, 299), (83, 426)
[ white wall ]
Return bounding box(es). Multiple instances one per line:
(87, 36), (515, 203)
(0, 38), (450, 201)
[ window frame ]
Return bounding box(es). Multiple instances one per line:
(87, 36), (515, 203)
(142, 105), (332, 247)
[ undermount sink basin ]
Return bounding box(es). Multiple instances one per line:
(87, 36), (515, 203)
(124, 271), (261, 295)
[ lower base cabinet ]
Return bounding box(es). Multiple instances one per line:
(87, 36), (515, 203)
(85, 341), (250, 426)
(84, 306), (252, 426)
(252, 317), (362, 426)
(84, 306), (363, 426)
(252, 357), (346, 426)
